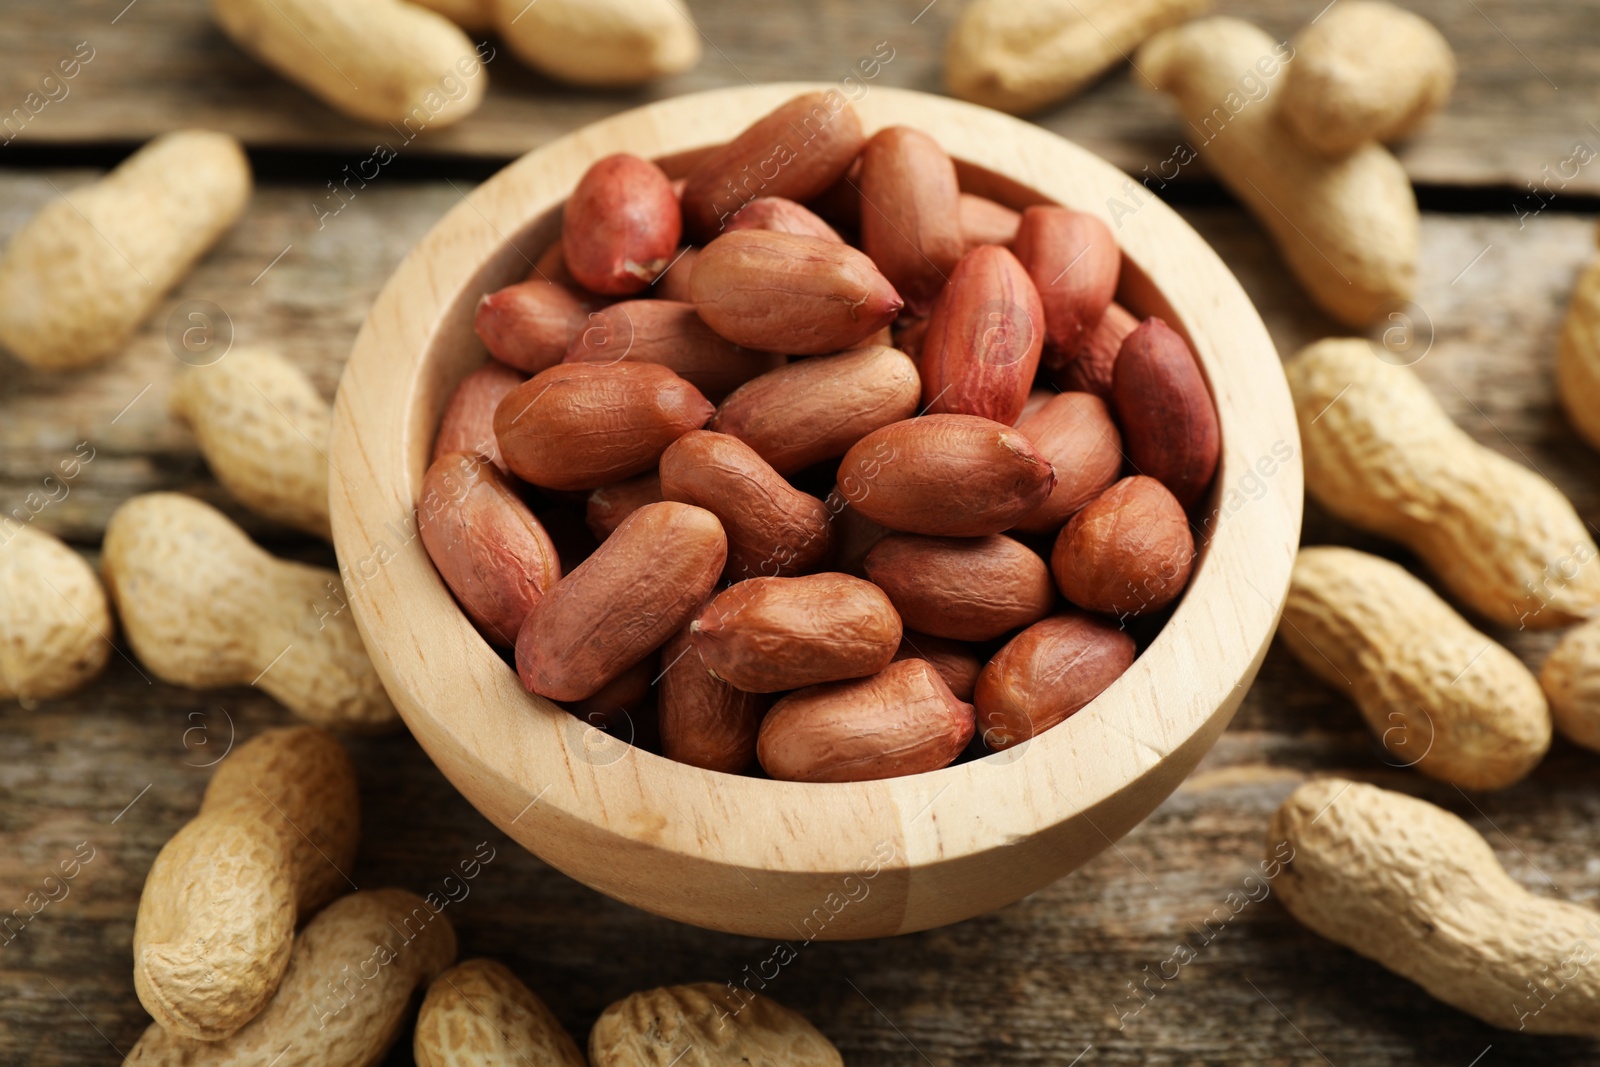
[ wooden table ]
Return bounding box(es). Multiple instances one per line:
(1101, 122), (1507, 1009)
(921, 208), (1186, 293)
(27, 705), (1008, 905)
(4, 1), (1600, 1063)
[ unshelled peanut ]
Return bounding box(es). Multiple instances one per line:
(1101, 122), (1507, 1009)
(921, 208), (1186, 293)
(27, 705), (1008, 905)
(0, 130), (249, 369)
(170, 348), (333, 540)
(127, 889), (456, 1065)
(102, 493), (398, 732)
(1273, 778), (1600, 1037)
(134, 727), (358, 1041)
(0, 526), (110, 702)
(1283, 547), (1550, 790)
(1287, 338), (1600, 628)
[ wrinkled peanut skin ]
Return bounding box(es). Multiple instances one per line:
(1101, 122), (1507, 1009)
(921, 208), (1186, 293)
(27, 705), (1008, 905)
(1053, 301), (1137, 397)
(432, 361), (527, 474)
(757, 659), (975, 783)
(562, 154), (681, 295)
(864, 534), (1054, 642)
(1012, 205), (1120, 362)
(893, 631), (982, 701)
(691, 573), (902, 693)
(564, 298), (782, 401)
(419, 452), (561, 646)
(680, 91), (866, 240)
(918, 245), (1046, 425)
(1051, 475), (1195, 616)
(1013, 391), (1124, 533)
(1111, 317), (1220, 508)
(660, 430), (833, 580)
(658, 625), (768, 773)
(690, 230), (904, 355)
(494, 362), (713, 491)
(838, 414), (1055, 537)
(958, 193), (1021, 252)
(517, 502), (726, 701)
(585, 471), (664, 542)
(859, 126), (964, 315)
(974, 612), (1135, 750)
(724, 197), (845, 243)
(711, 345), (920, 474)
(475, 280), (593, 374)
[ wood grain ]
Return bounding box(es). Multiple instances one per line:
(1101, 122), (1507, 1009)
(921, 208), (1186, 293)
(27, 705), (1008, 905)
(6, 94), (1600, 1067)
(2, 0), (1596, 193)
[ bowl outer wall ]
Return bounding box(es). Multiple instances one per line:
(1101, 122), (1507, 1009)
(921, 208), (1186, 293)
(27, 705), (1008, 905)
(329, 83), (1302, 940)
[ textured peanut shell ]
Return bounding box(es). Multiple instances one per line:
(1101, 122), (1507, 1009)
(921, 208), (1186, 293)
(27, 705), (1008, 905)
(918, 245), (1046, 424)
(658, 625), (766, 774)
(102, 493), (399, 732)
(757, 659), (975, 783)
(711, 345), (920, 474)
(204, 725), (361, 914)
(0, 130), (250, 369)
(1283, 547), (1550, 790)
(491, 0), (699, 87)
(1540, 616), (1600, 753)
(838, 414), (1056, 537)
(516, 502), (726, 702)
(1138, 18), (1416, 326)
(134, 810), (296, 1042)
(859, 126), (964, 314)
(1557, 252), (1600, 450)
(590, 982), (841, 1067)
(1281, 1), (1456, 156)
(660, 431), (833, 581)
(213, 0), (485, 127)
(1287, 338), (1600, 628)
(171, 347), (333, 540)
(415, 959), (585, 1067)
(945, 0), (1210, 114)
(432, 361), (527, 474)
(127, 889), (457, 1065)
(690, 230), (903, 355)
(691, 573), (902, 693)
(0, 525), (111, 701)
(864, 534), (1053, 642)
(1272, 778), (1600, 1037)
(410, 0), (491, 31)
(680, 92), (865, 239)
(135, 727), (359, 1041)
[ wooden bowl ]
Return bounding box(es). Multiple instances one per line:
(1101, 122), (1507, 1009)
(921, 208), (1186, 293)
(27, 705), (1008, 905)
(330, 83), (1301, 940)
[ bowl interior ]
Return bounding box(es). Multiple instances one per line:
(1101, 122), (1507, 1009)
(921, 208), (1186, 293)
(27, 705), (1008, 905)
(331, 84), (1302, 940)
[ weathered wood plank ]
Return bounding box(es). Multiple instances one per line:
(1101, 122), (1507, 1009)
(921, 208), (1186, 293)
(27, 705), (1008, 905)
(2, 0), (1598, 193)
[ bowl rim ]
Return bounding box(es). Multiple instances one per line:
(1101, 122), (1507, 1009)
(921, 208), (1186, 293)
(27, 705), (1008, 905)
(330, 82), (1302, 938)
